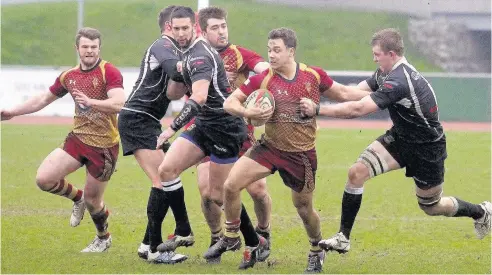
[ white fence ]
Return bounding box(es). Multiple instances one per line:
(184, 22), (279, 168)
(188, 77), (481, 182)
(0, 66), (185, 117)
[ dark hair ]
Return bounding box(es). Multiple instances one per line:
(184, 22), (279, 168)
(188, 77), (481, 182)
(170, 6), (195, 24)
(75, 27), (101, 46)
(158, 5), (177, 32)
(268, 27), (297, 49)
(198, 6), (227, 31)
(371, 28), (404, 56)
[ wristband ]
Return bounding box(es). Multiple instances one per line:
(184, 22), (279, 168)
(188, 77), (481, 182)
(170, 99), (201, 131)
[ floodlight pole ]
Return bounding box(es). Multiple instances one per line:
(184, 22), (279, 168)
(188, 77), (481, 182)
(198, 0), (209, 10)
(76, 0), (84, 64)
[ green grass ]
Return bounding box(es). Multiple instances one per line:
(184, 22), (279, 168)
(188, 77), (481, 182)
(1, 124), (490, 273)
(1, 0), (441, 72)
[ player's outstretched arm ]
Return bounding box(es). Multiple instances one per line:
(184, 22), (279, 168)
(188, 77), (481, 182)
(300, 95), (379, 119)
(1, 90), (58, 121)
(357, 80), (373, 92)
(322, 81), (371, 102)
(73, 88), (125, 114)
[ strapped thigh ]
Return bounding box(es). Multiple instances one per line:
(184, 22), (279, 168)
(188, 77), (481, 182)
(357, 147), (389, 178)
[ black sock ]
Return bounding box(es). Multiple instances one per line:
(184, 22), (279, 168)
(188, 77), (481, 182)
(240, 203), (259, 247)
(147, 187), (169, 252)
(142, 223), (150, 245)
(454, 198), (485, 219)
(163, 180), (192, 236)
(339, 190), (363, 239)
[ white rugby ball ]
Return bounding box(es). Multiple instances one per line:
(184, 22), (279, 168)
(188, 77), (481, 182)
(243, 89), (275, 126)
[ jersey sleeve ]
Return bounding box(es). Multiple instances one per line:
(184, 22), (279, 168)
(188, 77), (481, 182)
(237, 46), (264, 72)
(369, 77), (406, 109)
(365, 69), (380, 92)
(189, 53), (215, 83)
(49, 74), (68, 98)
(238, 72), (266, 96)
(104, 63), (124, 92)
(151, 38), (180, 65)
(311, 66), (334, 93)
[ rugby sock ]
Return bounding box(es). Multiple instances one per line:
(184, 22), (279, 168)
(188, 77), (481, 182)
(210, 229), (222, 246)
(161, 178), (192, 236)
(224, 219), (241, 239)
(90, 205), (110, 239)
(147, 187), (169, 252)
(142, 223), (150, 245)
(453, 197), (485, 219)
(255, 223), (271, 240)
(240, 204), (260, 247)
(46, 179), (83, 202)
(309, 232), (322, 252)
(339, 187), (364, 239)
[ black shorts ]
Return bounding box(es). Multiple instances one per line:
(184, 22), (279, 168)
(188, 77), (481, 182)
(376, 129), (447, 190)
(118, 110), (161, 156)
(181, 120), (246, 163)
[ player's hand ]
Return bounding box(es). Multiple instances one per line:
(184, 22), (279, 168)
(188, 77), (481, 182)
(225, 70), (238, 84)
(0, 109), (15, 121)
(176, 61), (183, 73)
(73, 91), (94, 108)
(300, 97), (318, 117)
(156, 128), (176, 149)
(244, 105), (274, 120)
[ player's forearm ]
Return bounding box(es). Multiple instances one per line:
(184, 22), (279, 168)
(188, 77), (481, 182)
(339, 85), (371, 102)
(90, 98), (124, 113)
(224, 96), (247, 117)
(318, 101), (362, 119)
(167, 81), (188, 100)
(9, 93), (54, 116)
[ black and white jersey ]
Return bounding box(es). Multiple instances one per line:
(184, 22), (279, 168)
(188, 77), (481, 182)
(368, 57), (444, 144)
(181, 38), (238, 124)
(122, 35), (182, 121)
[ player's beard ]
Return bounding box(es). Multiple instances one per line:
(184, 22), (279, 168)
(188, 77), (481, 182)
(179, 36), (194, 49)
(80, 54), (99, 69)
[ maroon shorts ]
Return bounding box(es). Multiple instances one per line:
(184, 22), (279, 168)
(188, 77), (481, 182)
(245, 141), (317, 193)
(62, 132), (119, 182)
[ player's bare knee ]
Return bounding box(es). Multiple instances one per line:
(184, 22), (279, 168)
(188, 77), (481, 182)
(353, 147), (390, 185)
(35, 173), (55, 191)
(247, 181), (267, 201)
(347, 163), (368, 187)
(157, 163), (180, 180)
(202, 196), (215, 209)
(293, 199), (310, 216)
(85, 197), (103, 213)
(224, 178), (240, 194)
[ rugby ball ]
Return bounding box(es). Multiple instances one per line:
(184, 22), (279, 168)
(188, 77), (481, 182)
(243, 89), (275, 126)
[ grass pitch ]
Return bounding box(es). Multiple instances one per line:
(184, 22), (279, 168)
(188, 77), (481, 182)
(1, 124), (490, 273)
